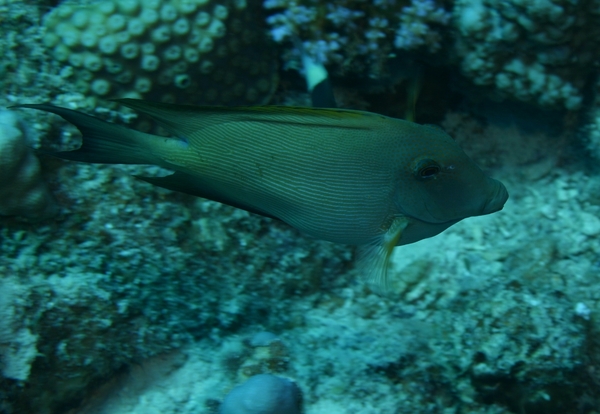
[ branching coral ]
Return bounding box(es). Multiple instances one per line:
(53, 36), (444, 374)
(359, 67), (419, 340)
(263, 0), (450, 75)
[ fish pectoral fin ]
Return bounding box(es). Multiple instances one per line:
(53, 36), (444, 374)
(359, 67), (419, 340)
(356, 216), (411, 293)
(135, 172), (278, 220)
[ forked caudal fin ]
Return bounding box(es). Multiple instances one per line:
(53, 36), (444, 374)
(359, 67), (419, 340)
(11, 104), (164, 165)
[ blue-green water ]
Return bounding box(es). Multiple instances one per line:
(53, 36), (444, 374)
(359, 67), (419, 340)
(1, 1), (599, 413)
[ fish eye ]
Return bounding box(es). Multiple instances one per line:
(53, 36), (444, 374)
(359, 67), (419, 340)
(415, 159), (441, 179)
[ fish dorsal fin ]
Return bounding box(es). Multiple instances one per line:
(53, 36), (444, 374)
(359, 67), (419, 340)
(356, 216), (411, 293)
(114, 99), (384, 139)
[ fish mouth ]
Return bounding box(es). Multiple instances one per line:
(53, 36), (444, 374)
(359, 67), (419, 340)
(480, 180), (509, 215)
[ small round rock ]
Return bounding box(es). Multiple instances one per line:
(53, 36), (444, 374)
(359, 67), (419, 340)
(220, 374), (301, 414)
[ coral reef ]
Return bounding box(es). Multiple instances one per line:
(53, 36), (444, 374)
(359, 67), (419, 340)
(0, 277), (39, 383)
(0, 109), (55, 219)
(238, 334), (290, 380)
(452, 0), (600, 110)
(0, 152), (350, 413)
(42, 0), (278, 107)
(263, 0), (450, 76)
(583, 77), (600, 160)
(1, 0), (600, 413)
(265, 0), (600, 114)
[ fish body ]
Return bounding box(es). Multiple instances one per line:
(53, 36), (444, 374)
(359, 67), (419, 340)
(14, 100), (508, 287)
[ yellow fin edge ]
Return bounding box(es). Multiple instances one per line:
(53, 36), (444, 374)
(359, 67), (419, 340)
(356, 217), (410, 293)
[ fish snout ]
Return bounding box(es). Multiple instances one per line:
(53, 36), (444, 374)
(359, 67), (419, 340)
(481, 179), (508, 215)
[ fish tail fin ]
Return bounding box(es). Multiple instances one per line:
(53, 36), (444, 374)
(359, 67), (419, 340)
(294, 37), (337, 108)
(11, 104), (159, 165)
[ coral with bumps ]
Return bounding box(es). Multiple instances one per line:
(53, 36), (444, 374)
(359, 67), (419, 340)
(42, 0), (277, 106)
(453, 0), (600, 110)
(0, 109), (55, 219)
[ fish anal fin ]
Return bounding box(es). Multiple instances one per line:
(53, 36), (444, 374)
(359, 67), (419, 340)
(135, 172), (277, 220)
(356, 216), (411, 293)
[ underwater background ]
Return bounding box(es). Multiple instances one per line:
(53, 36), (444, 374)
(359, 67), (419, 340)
(1, 0), (599, 413)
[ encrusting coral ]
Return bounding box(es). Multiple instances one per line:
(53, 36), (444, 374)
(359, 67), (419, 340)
(0, 109), (55, 219)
